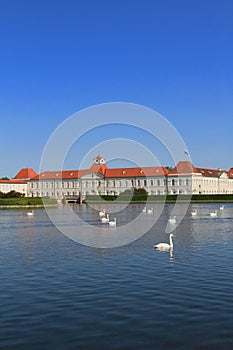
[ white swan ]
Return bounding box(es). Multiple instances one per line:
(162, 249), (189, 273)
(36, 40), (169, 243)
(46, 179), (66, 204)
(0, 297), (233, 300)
(147, 207), (153, 215)
(168, 216), (176, 224)
(142, 207), (147, 213)
(27, 210), (34, 216)
(220, 205), (224, 210)
(108, 217), (116, 227)
(209, 210), (217, 217)
(191, 209), (197, 216)
(101, 214), (109, 223)
(154, 233), (174, 250)
(99, 209), (106, 217)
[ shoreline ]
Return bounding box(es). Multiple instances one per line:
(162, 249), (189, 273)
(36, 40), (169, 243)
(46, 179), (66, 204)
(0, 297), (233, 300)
(0, 204), (58, 209)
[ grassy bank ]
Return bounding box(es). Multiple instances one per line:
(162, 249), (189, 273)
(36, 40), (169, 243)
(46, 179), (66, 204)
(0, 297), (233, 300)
(85, 194), (233, 203)
(0, 197), (57, 207)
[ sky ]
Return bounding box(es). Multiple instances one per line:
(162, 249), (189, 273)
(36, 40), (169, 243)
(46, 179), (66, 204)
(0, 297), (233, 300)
(0, 0), (232, 178)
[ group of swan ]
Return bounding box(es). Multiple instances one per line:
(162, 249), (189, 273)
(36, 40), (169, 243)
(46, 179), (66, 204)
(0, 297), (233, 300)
(190, 205), (224, 218)
(142, 206), (153, 215)
(99, 210), (117, 227)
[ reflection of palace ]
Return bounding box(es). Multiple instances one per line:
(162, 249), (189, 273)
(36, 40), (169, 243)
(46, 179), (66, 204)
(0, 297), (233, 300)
(8, 155), (233, 198)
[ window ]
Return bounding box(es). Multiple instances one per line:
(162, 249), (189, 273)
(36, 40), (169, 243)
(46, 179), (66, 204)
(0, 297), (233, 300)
(157, 180), (160, 186)
(144, 180), (147, 186)
(172, 179), (175, 186)
(151, 180), (153, 186)
(186, 179), (189, 186)
(179, 179), (182, 186)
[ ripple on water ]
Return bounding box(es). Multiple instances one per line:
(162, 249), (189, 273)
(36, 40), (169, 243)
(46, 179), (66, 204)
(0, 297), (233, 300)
(0, 203), (233, 349)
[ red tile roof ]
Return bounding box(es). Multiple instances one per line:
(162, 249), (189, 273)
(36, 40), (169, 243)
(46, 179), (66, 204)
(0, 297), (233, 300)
(196, 167), (228, 178)
(87, 163), (108, 176)
(168, 161), (200, 176)
(32, 170), (81, 180)
(14, 168), (37, 180)
(227, 168), (233, 179)
(105, 166), (168, 178)
(31, 164), (109, 181)
(0, 179), (27, 184)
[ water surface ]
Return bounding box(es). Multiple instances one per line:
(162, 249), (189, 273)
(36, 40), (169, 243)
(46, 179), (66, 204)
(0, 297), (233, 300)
(0, 203), (233, 349)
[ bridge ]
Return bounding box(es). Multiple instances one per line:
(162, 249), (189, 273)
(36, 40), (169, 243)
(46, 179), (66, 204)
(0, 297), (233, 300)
(63, 194), (85, 203)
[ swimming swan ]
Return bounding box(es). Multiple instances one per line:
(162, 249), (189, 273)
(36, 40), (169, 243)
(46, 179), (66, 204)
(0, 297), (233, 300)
(147, 208), (153, 215)
(101, 214), (109, 223)
(27, 210), (34, 216)
(99, 209), (106, 217)
(168, 216), (176, 224)
(191, 210), (197, 216)
(142, 207), (147, 213)
(108, 217), (117, 227)
(154, 233), (174, 250)
(220, 205), (224, 210)
(210, 210), (217, 217)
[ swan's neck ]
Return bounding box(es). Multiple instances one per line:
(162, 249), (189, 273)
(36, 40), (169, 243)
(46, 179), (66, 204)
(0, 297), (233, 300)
(169, 235), (173, 247)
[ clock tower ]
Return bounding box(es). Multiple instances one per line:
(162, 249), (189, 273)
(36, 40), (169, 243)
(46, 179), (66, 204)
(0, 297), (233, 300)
(93, 155), (106, 165)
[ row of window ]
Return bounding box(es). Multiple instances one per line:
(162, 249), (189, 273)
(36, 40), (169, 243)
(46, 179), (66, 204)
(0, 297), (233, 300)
(31, 178), (168, 189)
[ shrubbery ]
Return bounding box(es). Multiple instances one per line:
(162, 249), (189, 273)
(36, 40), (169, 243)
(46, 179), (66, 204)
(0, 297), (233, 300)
(0, 190), (25, 198)
(85, 193), (233, 203)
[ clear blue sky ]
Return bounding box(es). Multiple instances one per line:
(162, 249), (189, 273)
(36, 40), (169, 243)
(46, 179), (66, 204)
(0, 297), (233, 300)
(0, 0), (232, 177)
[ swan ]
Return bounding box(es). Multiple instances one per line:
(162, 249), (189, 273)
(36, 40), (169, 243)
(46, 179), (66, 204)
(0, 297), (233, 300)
(220, 205), (224, 210)
(142, 207), (147, 213)
(27, 210), (34, 216)
(99, 209), (106, 217)
(191, 209), (197, 216)
(154, 233), (174, 250)
(210, 210), (217, 217)
(101, 214), (109, 223)
(108, 217), (117, 227)
(147, 207), (153, 215)
(168, 216), (176, 224)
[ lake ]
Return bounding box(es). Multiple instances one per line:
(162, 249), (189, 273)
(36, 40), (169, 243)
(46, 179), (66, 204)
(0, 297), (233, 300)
(0, 203), (233, 349)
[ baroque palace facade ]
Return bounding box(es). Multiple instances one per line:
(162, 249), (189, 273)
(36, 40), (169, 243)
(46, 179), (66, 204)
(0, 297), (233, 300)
(10, 155), (233, 198)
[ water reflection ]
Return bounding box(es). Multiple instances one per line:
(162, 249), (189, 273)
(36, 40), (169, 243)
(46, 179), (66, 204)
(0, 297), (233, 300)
(1, 203), (233, 349)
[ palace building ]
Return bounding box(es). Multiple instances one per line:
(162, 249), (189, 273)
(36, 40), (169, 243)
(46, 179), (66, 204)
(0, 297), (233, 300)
(12, 155), (233, 198)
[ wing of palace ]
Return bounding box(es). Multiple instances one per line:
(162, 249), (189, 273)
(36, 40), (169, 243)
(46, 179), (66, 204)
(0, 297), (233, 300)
(2, 155), (233, 198)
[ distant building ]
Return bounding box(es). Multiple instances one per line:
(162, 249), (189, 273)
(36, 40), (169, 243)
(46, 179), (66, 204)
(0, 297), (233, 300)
(0, 179), (27, 196)
(13, 168), (37, 196)
(168, 161), (233, 194)
(21, 155), (233, 199)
